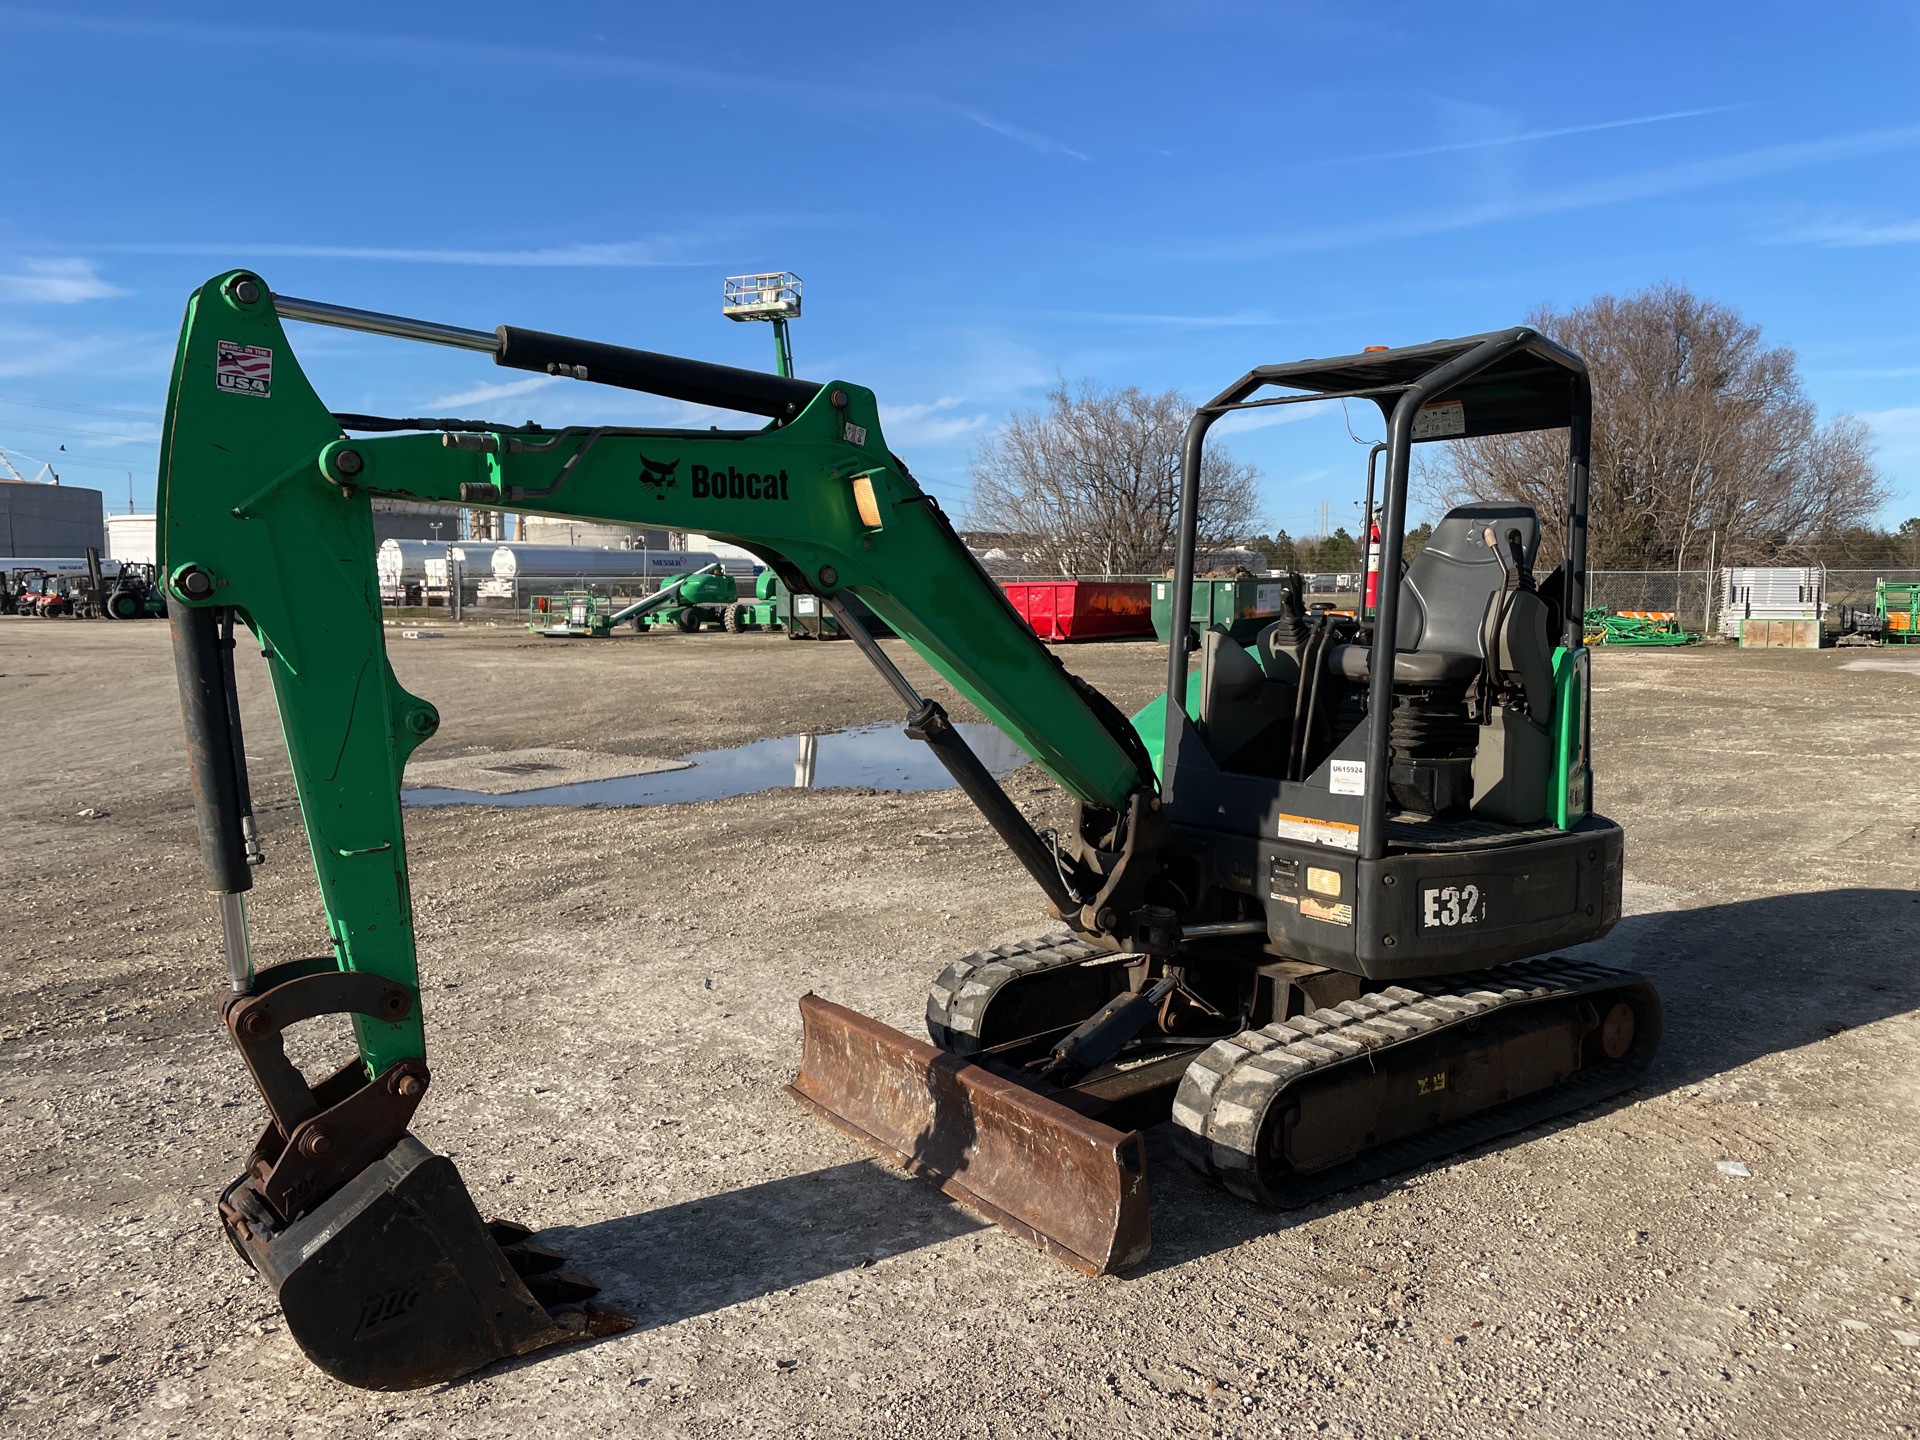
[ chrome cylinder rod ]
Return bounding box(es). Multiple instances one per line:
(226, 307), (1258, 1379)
(219, 891), (254, 992)
(273, 294), (499, 354)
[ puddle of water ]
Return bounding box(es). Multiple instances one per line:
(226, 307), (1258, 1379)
(1841, 657), (1920, 673)
(403, 722), (1032, 809)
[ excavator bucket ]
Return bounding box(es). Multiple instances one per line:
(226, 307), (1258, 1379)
(225, 1135), (631, 1390)
(786, 994), (1151, 1275)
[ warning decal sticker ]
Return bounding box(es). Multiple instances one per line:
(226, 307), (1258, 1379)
(216, 340), (273, 398)
(1411, 399), (1464, 440)
(1276, 813), (1360, 852)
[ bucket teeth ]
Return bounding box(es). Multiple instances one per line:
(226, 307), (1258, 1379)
(499, 1238), (569, 1276)
(547, 1302), (636, 1340)
(485, 1218), (536, 1247)
(525, 1269), (605, 1306)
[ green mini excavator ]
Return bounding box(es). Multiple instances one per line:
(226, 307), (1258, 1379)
(158, 271), (1659, 1390)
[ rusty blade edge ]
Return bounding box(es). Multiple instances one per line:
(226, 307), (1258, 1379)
(785, 993), (1152, 1277)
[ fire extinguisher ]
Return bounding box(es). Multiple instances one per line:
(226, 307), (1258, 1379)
(1363, 512), (1382, 616)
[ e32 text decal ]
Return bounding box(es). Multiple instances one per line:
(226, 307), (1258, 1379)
(1421, 884), (1486, 928)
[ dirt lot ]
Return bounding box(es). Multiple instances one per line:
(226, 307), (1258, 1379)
(2, 619), (1917, 1439)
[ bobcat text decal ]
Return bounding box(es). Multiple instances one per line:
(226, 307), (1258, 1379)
(691, 464), (790, 501)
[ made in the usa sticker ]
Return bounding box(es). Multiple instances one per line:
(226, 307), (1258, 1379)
(216, 340), (273, 398)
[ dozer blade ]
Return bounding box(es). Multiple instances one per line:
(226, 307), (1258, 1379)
(786, 993), (1151, 1276)
(230, 1134), (631, 1390)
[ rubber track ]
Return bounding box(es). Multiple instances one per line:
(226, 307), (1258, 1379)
(1171, 955), (1659, 1207)
(924, 931), (1112, 1052)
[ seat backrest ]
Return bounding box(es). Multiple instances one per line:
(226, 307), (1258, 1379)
(1395, 504), (1541, 659)
(1197, 626), (1295, 774)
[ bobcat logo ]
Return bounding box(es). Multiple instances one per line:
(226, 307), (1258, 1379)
(353, 1284), (421, 1337)
(638, 454), (679, 498)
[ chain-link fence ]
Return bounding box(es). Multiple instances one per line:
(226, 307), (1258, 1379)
(1580, 568), (1920, 636)
(1826, 569), (1920, 611)
(1585, 570), (1715, 630)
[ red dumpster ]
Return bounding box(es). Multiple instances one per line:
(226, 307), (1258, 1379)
(1000, 580), (1154, 642)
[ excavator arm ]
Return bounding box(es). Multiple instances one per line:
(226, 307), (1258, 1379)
(158, 272), (1168, 1388)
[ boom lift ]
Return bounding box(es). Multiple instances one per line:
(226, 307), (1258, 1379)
(159, 271), (1659, 1391)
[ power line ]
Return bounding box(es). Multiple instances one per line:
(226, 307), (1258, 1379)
(0, 392), (162, 423)
(0, 418), (159, 448)
(0, 444), (154, 478)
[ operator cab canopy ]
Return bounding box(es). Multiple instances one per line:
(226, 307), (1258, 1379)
(1232, 329), (1587, 438)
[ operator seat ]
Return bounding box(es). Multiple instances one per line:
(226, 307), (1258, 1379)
(1325, 504), (1542, 689)
(1325, 504), (1559, 823)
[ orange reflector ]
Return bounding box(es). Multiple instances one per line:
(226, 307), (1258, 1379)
(1363, 345), (1389, 352)
(851, 475), (883, 528)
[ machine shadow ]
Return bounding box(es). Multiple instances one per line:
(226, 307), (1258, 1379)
(1142, 884), (1920, 1270)
(533, 1159), (987, 1339)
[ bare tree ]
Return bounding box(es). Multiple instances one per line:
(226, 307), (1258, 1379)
(966, 381), (1263, 575)
(1421, 284), (1886, 570)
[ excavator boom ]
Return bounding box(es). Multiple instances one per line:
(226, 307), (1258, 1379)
(158, 272), (1166, 1387)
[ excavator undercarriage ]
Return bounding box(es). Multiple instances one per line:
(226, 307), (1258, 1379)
(157, 271), (1659, 1389)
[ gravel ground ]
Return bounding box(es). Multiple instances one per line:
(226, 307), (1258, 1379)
(1, 619), (1916, 1439)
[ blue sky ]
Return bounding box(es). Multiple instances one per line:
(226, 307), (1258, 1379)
(2, 1), (1917, 536)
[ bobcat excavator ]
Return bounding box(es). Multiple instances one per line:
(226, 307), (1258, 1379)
(158, 271), (1660, 1390)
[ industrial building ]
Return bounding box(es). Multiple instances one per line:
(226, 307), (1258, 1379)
(0, 479), (104, 557)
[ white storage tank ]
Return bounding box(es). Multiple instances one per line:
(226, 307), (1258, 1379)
(106, 514), (157, 565)
(488, 545), (738, 581)
(376, 539), (444, 602)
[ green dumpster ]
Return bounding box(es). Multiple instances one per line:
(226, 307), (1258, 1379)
(1150, 577), (1289, 645)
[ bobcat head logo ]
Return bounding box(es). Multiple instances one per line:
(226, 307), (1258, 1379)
(638, 454), (679, 496)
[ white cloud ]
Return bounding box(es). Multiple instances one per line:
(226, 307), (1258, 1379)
(1859, 406), (1920, 459)
(1763, 213), (1920, 247)
(1213, 400), (1349, 436)
(0, 258), (125, 303)
(1036, 309), (1289, 329)
(0, 323), (163, 379)
(1185, 122), (1920, 261)
(1303, 104), (1746, 169)
(19, 10), (1087, 162)
(879, 396), (992, 445)
(104, 239), (707, 268)
(425, 374), (559, 409)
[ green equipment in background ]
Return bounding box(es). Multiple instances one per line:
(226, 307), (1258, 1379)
(723, 272), (802, 379)
(1878, 580), (1920, 643)
(1581, 607), (1697, 647)
(631, 566), (741, 633)
(721, 570), (785, 633)
(529, 564), (730, 637)
(1149, 575), (1291, 645)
